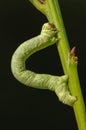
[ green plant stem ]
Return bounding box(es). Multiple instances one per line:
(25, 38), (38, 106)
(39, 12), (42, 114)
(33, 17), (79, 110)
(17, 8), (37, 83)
(29, 0), (86, 130)
(45, 2), (86, 130)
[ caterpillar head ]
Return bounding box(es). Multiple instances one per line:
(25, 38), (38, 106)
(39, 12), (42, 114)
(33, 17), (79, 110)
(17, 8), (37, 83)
(41, 22), (58, 38)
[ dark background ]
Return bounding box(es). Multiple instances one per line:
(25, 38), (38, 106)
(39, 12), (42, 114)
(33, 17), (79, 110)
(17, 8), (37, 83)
(0, 0), (86, 129)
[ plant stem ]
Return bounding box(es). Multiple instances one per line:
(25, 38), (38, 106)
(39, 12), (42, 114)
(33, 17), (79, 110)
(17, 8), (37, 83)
(47, 1), (86, 129)
(29, 0), (86, 130)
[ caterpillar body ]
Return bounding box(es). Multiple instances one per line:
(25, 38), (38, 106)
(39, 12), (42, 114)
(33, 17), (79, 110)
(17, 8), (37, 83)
(11, 23), (76, 106)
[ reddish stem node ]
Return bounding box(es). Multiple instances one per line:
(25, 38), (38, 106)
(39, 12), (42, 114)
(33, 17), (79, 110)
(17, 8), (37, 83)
(70, 46), (76, 56)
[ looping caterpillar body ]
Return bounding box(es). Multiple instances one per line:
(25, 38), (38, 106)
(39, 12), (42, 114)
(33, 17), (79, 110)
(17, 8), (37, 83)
(11, 23), (76, 106)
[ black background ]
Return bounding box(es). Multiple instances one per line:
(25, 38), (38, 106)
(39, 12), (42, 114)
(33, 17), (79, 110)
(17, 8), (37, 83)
(0, 0), (86, 129)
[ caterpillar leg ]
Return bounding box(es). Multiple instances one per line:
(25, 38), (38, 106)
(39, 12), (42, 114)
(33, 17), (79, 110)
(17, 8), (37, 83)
(54, 75), (77, 106)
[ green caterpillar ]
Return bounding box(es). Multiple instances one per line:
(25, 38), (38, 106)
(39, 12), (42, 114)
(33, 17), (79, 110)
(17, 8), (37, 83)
(11, 23), (76, 106)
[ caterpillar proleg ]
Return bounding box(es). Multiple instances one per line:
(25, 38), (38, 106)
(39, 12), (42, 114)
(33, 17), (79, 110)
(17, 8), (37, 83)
(11, 23), (76, 106)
